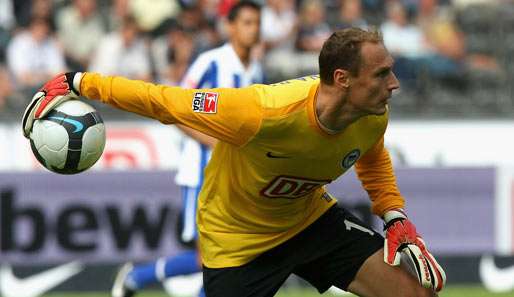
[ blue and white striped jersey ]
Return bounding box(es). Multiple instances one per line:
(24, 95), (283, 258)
(174, 43), (263, 187)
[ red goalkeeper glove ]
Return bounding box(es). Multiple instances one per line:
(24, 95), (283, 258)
(383, 209), (446, 292)
(22, 72), (83, 138)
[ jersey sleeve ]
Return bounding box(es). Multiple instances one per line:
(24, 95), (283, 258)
(354, 136), (405, 216)
(80, 72), (263, 146)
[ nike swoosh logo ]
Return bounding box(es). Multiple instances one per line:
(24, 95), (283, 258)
(0, 262), (84, 297)
(48, 116), (84, 133)
(266, 152), (290, 159)
(479, 255), (514, 292)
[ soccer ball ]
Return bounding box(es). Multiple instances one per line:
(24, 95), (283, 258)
(29, 99), (106, 174)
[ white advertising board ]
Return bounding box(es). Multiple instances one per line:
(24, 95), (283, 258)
(0, 121), (183, 171)
(2, 120), (514, 171)
(386, 120), (514, 167)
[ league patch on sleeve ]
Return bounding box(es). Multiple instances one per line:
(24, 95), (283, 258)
(192, 92), (218, 114)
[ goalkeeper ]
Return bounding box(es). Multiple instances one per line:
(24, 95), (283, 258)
(23, 28), (446, 297)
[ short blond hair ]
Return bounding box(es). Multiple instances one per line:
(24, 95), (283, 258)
(319, 27), (383, 84)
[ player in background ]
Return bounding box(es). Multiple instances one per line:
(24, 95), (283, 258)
(23, 28), (446, 297)
(110, 1), (263, 297)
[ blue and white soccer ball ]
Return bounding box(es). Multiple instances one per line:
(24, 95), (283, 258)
(29, 99), (106, 174)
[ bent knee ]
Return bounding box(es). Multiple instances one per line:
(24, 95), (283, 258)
(347, 249), (438, 297)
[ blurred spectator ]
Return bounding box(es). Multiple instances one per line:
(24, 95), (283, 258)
(422, 7), (467, 79)
(333, 0), (368, 30)
(88, 15), (151, 81)
(0, 0), (15, 30)
(0, 65), (13, 110)
(295, 0), (331, 52)
(108, 0), (180, 34)
(14, 0), (55, 29)
(0, 0), (506, 118)
(0, 0), (15, 61)
(417, 0), (439, 22)
(152, 21), (196, 85)
(13, 0), (53, 27)
(26, 0), (56, 29)
(261, 0), (297, 52)
(31, 0), (54, 20)
(362, 0), (383, 11)
(260, 0), (297, 80)
(56, 0), (106, 71)
(6, 17), (65, 93)
(196, 0), (221, 21)
(178, 4), (206, 32)
(452, 0), (494, 9)
(197, 19), (223, 52)
(381, 1), (429, 59)
(12, 0), (33, 27)
(107, 0), (130, 30)
(422, 5), (501, 88)
(400, 0), (420, 18)
(380, 1), (429, 86)
(177, 5), (221, 52)
(128, 0), (181, 34)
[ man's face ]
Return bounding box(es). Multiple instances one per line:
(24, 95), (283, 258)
(346, 42), (399, 116)
(229, 8), (261, 49)
(31, 21), (49, 42)
(76, 0), (96, 17)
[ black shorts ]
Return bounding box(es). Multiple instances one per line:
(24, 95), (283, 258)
(203, 204), (384, 297)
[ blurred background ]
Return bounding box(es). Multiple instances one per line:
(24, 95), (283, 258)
(1, 0), (514, 296)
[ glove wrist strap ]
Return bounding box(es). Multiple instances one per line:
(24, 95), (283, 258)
(383, 208), (407, 223)
(72, 72), (83, 95)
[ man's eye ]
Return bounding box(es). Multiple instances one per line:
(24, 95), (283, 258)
(378, 70), (389, 77)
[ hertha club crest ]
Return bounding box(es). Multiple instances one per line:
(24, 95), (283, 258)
(342, 149), (360, 169)
(192, 92), (218, 114)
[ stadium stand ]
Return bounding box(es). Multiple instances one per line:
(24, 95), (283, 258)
(0, 0), (512, 122)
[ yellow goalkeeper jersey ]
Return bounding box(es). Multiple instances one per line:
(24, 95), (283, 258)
(80, 73), (405, 268)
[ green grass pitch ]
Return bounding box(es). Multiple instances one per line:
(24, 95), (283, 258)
(44, 286), (514, 297)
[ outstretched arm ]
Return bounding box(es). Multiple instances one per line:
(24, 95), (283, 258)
(23, 72), (263, 147)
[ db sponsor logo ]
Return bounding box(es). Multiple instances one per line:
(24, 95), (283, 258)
(192, 92), (218, 114)
(261, 175), (330, 199)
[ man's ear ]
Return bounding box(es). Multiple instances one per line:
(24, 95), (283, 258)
(333, 69), (351, 89)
